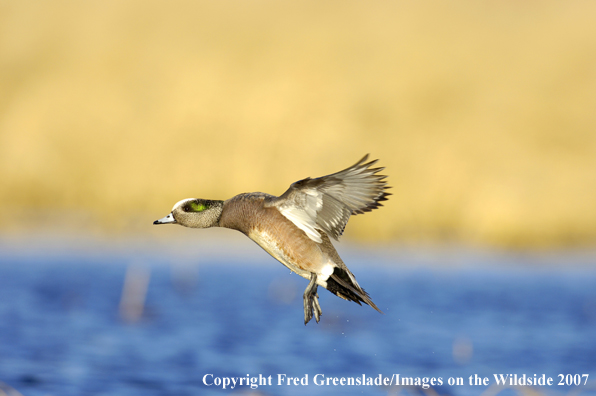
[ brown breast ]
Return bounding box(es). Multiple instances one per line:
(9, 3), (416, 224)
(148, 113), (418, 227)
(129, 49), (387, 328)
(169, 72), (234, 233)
(219, 193), (325, 274)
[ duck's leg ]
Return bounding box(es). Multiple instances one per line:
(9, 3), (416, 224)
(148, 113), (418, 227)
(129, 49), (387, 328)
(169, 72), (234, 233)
(313, 291), (322, 323)
(303, 273), (323, 325)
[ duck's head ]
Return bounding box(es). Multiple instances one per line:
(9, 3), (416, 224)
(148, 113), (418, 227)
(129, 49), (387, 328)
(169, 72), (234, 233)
(153, 198), (224, 228)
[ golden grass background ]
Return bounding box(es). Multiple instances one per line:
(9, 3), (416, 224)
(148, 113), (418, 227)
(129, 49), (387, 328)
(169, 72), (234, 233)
(1, 1), (595, 248)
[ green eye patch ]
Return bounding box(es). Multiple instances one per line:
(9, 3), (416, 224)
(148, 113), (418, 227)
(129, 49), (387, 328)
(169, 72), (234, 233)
(187, 201), (209, 212)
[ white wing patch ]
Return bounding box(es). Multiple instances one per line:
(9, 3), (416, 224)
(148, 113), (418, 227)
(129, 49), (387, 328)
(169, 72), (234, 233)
(278, 205), (323, 243)
(277, 188), (325, 243)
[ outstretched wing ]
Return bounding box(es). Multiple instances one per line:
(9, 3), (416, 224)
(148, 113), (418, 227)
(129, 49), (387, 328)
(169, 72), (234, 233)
(266, 154), (391, 243)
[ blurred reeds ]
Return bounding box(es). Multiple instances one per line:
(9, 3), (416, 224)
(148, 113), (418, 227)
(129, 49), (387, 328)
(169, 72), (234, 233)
(1, 1), (595, 248)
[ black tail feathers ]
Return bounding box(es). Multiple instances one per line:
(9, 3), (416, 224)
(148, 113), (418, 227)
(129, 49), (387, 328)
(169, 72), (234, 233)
(326, 267), (383, 314)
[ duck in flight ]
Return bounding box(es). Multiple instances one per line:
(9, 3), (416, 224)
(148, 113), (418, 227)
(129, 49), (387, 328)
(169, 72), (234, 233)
(154, 155), (390, 324)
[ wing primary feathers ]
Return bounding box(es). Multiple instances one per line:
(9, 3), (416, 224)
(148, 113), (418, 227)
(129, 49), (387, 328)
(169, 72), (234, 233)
(269, 154), (391, 242)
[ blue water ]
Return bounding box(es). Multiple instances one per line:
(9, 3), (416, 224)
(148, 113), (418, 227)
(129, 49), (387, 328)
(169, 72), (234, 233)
(0, 242), (595, 396)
